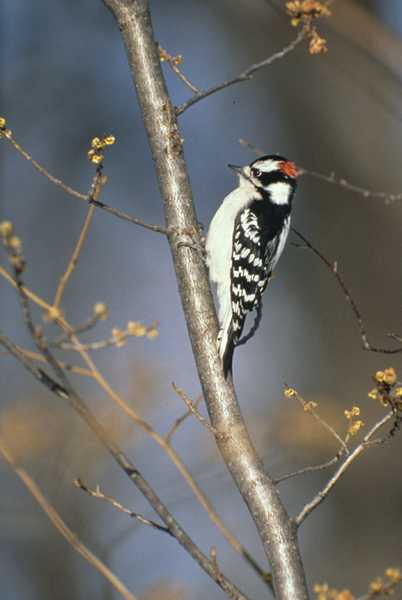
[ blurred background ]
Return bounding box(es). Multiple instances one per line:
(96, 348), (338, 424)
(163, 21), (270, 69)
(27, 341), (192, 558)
(1, 1), (402, 598)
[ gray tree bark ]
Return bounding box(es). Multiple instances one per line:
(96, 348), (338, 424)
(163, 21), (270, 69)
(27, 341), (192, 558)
(103, 1), (309, 598)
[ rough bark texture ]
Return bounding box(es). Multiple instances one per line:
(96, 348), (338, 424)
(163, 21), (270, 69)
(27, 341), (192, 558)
(103, 1), (309, 597)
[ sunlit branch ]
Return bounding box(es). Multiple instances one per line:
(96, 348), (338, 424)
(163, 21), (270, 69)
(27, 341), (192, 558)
(295, 411), (396, 527)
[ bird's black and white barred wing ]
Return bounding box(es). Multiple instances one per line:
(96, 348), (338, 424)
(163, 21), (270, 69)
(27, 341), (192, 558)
(220, 208), (290, 376)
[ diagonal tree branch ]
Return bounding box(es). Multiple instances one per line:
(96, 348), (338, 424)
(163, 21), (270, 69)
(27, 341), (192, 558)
(0, 329), (249, 600)
(102, 1), (308, 598)
(0, 439), (138, 600)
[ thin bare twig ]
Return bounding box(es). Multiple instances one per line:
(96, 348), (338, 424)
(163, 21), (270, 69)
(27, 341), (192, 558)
(176, 29), (306, 115)
(275, 454), (342, 484)
(298, 167), (402, 205)
(165, 394), (203, 444)
(159, 45), (200, 93)
(239, 138), (402, 205)
(54, 321), (158, 352)
(172, 383), (220, 437)
(53, 170), (107, 309)
(295, 411), (396, 526)
(90, 198), (167, 234)
(74, 479), (172, 536)
(291, 228), (402, 354)
(53, 204), (97, 308)
(0, 128), (167, 235)
(1, 128), (87, 200)
(0, 440), (138, 600)
(49, 315), (103, 347)
(284, 385), (349, 454)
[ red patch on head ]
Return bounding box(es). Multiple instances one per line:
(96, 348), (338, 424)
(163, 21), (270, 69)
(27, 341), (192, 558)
(279, 161), (298, 178)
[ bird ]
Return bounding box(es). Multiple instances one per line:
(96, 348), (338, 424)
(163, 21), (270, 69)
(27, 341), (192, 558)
(206, 154), (298, 378)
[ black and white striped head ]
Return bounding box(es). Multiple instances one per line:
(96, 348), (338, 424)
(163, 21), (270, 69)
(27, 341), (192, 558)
(229, 154), (298, 206)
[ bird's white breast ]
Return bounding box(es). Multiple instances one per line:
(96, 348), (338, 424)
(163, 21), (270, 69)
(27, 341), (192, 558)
(206, 185), (252, 325)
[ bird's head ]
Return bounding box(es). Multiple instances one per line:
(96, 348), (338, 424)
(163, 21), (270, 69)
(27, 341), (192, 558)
(228, 154), (298, 205)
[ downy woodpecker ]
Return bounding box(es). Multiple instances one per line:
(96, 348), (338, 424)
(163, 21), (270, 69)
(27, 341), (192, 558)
(206, 155), (298, 377)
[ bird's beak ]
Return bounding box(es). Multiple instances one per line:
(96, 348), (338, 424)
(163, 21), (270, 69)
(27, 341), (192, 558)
(228, 164), (244, 175)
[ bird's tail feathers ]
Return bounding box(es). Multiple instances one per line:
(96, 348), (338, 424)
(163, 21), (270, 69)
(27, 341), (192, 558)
(218, 315), (236, 380)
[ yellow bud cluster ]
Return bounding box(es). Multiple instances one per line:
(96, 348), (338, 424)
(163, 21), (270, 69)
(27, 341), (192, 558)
(286, 0), (331, 18)
(370, 367), (400, 409)
(93, 302), (109, 320)
(286, 1), (330, 54)
(43, 306), (63, 322)
(313, 582), (354, 600)
(303, 400), (318, 412)
(375, 368), (397, 385)
(146, 326), (158, 339)
(348, 420), (364, 436)
(159, 47), (182, 65)
(0, 220), (13, 238)
(344, 406), (360, 420)
(369, 577), (383, 593)
(385, 567), (401, 583)
(112, 327), (126, 347)
(0, 220), (23, 271)
(127, 321), (147, 337)
(87, 134), (116, 165)
(284, 386), (297, 399)
(0, 116), (6, 129)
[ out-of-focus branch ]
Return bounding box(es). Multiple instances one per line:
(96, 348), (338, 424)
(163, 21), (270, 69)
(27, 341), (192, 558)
(52, 170), (106, 309)
(329, 0), (402, 83)
(1, 333), (249, 600)
(102, 1), (308, 598)
(53, 205), (96, 308)
(176, 29), (306, 115)
(74, 479), (173, 536)
(0, 264), (272, 590)
(0, 439), (138, 600)
(297, 167), (402, 205)
(295, 411), (395, 527)
(265, 0), (402, 83)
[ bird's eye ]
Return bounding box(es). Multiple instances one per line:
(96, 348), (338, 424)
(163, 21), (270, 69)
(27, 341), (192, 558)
(252, 168), (261, 178)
